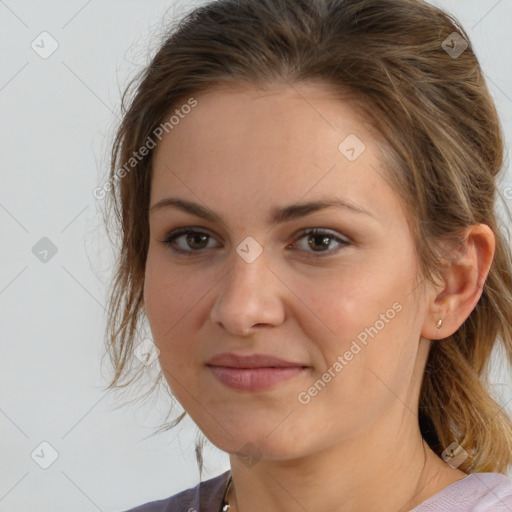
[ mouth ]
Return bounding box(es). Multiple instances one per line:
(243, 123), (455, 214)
(206, 353), (309, 391)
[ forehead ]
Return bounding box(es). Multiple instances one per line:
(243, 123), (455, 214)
(150, 82), (402, 225)
(153, 81), (373, 162)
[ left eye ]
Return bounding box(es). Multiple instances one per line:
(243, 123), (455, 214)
(160, 227), (350, 257)
(290, 228), (350, 257)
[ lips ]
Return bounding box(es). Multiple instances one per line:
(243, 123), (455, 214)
(206, 353), (308, 391)
(206, 352), (306, 368)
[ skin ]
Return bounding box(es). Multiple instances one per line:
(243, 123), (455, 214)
(144, 81), (495, 512)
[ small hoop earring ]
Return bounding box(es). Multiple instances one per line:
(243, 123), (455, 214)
(436, 319), (443, 329)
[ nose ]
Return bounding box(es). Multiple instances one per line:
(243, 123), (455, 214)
(209, 248), (286, 336)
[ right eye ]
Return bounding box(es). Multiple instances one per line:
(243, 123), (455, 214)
(160, 227), (222, 256)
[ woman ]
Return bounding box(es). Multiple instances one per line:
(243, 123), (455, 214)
(102, 0), (512, 510)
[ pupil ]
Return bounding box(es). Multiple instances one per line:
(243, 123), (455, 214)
(188, 233), (208, 249)
(309, 234), (330, 251)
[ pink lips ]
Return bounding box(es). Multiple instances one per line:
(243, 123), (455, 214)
(206, 353), (308, 391)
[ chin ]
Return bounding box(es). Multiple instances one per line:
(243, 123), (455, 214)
(204, 426), (311, 463)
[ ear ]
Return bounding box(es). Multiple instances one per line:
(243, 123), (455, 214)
(421, 224), (495, 341)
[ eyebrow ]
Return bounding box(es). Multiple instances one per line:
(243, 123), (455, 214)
(149, 196), (376, 226)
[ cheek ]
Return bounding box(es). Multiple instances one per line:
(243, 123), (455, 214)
(143, 252), (201, 354)
(143, 255), (206, 406)
(288, 245), (419, 382)
(288, 259), (403, 341)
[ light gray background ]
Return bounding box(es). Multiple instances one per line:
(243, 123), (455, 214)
(1, 1), (511, 511)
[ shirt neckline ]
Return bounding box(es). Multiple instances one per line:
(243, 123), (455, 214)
(218, 471), (475, 511)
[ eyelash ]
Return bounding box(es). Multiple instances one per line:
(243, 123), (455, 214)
(160, 227), (351, 258)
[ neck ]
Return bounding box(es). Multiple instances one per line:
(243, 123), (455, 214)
(225, 415), (464, 512)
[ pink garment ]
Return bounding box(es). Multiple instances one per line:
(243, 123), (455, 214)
(411, 472), (512, 511)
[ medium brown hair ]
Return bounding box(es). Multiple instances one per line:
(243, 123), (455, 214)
(101, 0), (512, 474)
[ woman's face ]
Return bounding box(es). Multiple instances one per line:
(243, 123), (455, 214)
(144, 82), (432, 459)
